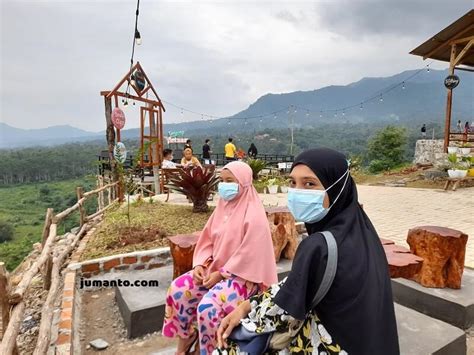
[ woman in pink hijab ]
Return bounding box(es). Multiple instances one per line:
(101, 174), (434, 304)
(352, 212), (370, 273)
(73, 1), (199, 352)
(162, 161), (277, 354)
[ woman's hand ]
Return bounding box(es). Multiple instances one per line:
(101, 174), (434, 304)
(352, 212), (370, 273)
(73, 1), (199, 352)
(193, 265), (206, 285)
(202, 271), (223, 289)
(217, 300), (251, 349)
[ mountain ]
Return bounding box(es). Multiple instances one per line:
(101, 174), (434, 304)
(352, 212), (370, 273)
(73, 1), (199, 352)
(0, 123), (101, 148)
(1, 68), (472, 148)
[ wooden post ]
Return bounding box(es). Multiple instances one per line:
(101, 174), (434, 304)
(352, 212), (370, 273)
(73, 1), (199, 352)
(43, 253), (53, 291)
(41, 208), (53, 247)
(98, 176), (105, 210)
(149, 105), (161, 194)
(0, 262), (9, 340)
(104, 96), (122, 201)
(444, 44), (456, 152)
(76, 187), (85, 227)
(0, 263), (18, 355)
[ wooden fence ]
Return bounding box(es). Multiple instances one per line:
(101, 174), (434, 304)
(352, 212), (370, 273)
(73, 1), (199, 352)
(0, 178), (118, 355)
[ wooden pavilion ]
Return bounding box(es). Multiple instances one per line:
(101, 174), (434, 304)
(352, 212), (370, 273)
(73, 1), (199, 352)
(410, 10), (474, 151)
(100, 62), (165, 197)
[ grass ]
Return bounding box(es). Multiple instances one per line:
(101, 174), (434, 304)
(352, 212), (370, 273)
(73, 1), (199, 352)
(0, 177), (98, 271)
(80, 200), (214, 261)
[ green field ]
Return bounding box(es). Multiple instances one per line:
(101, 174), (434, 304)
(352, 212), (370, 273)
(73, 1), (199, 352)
(0, 177), (98, 271)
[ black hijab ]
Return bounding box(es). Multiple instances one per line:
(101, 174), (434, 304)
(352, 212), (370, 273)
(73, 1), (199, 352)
(274, 148), (399, 355)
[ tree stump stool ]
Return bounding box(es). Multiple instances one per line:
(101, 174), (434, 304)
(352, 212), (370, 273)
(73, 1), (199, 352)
(265, 206), (298, 262)
(167, 232), (201, 279)
(381, 239), (423, 279)
(407, 226), (468, 289)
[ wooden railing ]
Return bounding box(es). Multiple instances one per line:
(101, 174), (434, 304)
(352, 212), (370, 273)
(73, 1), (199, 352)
(0, 179), (118, 355)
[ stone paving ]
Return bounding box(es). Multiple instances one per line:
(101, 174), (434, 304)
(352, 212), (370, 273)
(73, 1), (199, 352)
(155, 185), (474, 268)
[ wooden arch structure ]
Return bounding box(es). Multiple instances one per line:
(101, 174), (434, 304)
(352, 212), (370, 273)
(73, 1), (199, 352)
(100, 62), (166, 197)
(410, 10), (474, 151)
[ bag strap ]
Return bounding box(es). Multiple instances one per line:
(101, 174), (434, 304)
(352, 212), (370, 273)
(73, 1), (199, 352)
(310, 231), (338, 310)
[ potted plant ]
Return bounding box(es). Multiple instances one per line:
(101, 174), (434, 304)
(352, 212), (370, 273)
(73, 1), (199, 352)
(447, 146), (458, 154)
(267, 178), (279, 194)
(460, 143), (471, 155)
(246, 158), (267, 180)
(252, 179), (267, 193)
(447, 153), (468, 178)
(276, 176), (290, 193)
(166, 166), (219, 212)
(468, 157), (474, 177)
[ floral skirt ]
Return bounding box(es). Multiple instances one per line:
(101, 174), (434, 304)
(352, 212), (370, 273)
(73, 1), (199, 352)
(214, 280), (346, 355)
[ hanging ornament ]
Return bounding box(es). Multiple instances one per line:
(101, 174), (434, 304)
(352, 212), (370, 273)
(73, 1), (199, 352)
(112, 107), (126, 129)
(402, 82), (406, 90)
(114, 142), (127, 163)
(360, 103), (363, 110)
(379, 94), (384, 102)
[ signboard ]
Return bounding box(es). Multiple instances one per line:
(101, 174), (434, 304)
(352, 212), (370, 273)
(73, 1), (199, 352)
(111, 108), (126, 130)
(167, 137), (189, 144)
(444, 75), (460, 90)
(114, 142), (127, 163)
(278, 162), (293, 170)
(168, 131), (185, 138)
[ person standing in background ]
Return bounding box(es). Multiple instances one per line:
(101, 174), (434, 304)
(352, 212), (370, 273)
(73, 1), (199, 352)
(184, 139), (192, 151)
(457, 120), (463, 133)
(202, 139), (212, 164)
(248, 143), (258, 158)
(225, 138), (237, 162)
(421, 124), (426, 138)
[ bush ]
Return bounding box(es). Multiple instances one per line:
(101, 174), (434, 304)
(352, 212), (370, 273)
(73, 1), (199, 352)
(0, 220), (14, 243)
(367, 126), (407, 173)
(39, 185), (51, 196)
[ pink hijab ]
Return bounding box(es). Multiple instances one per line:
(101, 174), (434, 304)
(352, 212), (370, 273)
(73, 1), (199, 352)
(193, 161), (278, 287)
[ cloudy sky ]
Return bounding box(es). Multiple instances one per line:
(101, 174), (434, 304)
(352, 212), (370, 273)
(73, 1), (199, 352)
(0, 0), (471, 132)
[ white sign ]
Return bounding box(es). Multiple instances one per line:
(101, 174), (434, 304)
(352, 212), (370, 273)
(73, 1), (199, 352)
(167, 137), (189, 144)
(114, 142), (127, 163)
(278, 162), (293, 170)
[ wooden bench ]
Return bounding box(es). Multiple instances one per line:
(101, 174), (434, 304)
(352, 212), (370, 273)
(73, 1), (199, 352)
(381, 238), (424, 279)
(161, 168), (182, 202)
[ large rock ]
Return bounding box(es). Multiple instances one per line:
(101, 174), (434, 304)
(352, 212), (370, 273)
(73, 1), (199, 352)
(265, 207), (298, 262)
(413, 139), (444, 165)
(407, 226), (468, 289)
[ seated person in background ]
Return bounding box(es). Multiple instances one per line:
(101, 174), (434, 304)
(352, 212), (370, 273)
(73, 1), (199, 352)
(162, 149), (181, 169)
(181, 148), (202, 168)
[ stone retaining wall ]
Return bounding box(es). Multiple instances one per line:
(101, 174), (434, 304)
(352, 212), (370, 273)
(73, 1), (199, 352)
(413, 139), (445, 165)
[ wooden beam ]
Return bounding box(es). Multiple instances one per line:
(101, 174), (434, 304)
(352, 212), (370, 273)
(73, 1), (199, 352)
(453, 39), (474, 66)
(454, 65), (474, 72)
(136, 62), (166, 112)
(106, 62), (140, 99)
(101, 91), (162, 108)
(423, 23), (474, 60)
(450, 35), (474, 45)
(41, 208), (53, 247)
(76, 187), (86, 227)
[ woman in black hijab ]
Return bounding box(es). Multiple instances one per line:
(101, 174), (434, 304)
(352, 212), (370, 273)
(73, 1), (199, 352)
(216, 148), (399, 355)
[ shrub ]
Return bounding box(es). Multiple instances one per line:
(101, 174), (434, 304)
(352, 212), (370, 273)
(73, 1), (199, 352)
(0, 220), (14, 243)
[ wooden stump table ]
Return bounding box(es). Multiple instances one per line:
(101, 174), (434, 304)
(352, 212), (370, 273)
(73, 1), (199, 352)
(381, 238), (423, 279)
(407, 226), (468, 289)
(167, 232), (200, 279)
(265, 206), (298, 262)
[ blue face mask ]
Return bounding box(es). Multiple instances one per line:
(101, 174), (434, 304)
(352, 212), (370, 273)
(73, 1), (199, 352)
(218, 182), (239, 201)
(287, 169), (349, 223)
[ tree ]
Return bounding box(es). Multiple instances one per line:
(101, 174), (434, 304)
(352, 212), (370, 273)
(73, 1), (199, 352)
(367, 126), (407, 173)
(0, 220), (14, 243)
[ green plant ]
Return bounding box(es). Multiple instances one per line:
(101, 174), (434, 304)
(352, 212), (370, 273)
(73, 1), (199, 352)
(245, 159), (267, 180)
(367, 126), (408, 173)
(166, 166), (219, 213)
(0, 220), (14, 243)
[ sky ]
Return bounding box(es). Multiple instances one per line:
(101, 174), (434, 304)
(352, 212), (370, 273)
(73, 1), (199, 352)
(0, 0), (472, 132)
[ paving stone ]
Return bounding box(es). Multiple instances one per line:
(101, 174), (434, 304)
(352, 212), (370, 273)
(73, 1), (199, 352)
(395, 303), (466, 355)
(89, 338), (109, 350)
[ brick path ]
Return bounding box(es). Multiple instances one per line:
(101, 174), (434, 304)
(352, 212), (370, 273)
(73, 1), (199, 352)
(157, 185), (474, 267)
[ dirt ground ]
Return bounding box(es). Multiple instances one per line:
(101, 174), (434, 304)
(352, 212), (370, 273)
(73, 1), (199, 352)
(79, 288), (177, 355)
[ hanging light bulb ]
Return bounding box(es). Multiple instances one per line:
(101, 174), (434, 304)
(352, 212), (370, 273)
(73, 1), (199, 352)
(132, 101), (136, 106)
(245, 119), (248, 125)
(201, 114), (204, 120)
(306, 111), (309, 117)
(402, 82), (406, 90)
(274, 114), (277, 119)
(294, 108), (297, 113)
(360, 103), (363, 110)
(379, 94), (383, 102)
(228, 119), (231, 125)
(334, 111), (338, 118)
(319, 111), (323, 118)
(342, 110), (345, 116)
(426, 65), (430, 73)
(259, 116), (263, 123)
(124, 100), (129, 107)
(135, 30), (142, 45)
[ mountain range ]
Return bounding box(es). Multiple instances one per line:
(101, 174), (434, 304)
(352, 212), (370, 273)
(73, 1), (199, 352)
(1, 68), (472, 149)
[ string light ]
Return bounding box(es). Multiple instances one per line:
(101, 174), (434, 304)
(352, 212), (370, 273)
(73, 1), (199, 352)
(135, 30), (142, 45)
(227, 119), (231, 125)
(161, 61), (432, 125)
